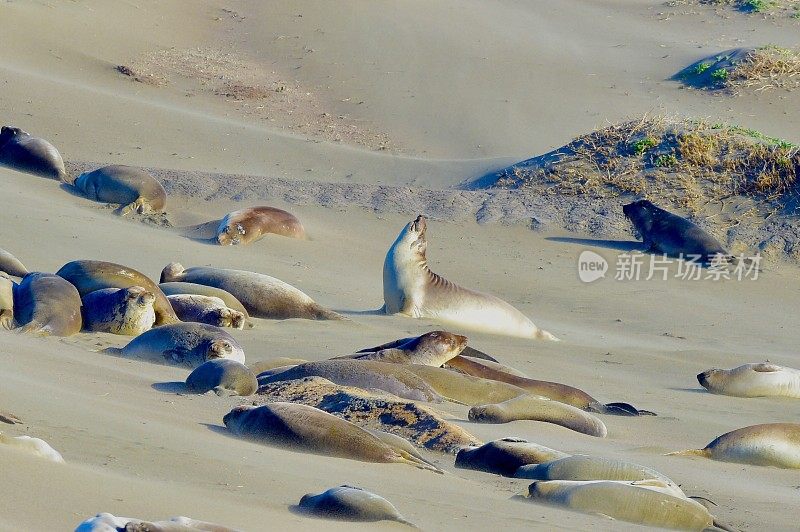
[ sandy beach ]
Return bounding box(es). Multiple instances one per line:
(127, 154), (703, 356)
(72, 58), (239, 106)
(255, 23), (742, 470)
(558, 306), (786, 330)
(1, 1), (798, 531)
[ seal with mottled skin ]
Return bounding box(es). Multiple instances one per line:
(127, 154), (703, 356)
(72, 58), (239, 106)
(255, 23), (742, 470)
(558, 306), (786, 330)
(468, 394), (608, 437)
(260, 360), (444, 402)
(297, 485), (415, 526)
(118, 323), (244, 368)
(215, 206), (306, 245)
(75, 513), (240, 532)
(514, 455), (678, 490)
(525, 479), (714, 531)
(335, 331), (468, 366)
(159, 282), (249, 319)
(70, 165), (167, 215)
(455, 438), (569, 476)
(160, 263), (345, 320)
(0, 433), (64, 463)
(668, 423), (800, 468)
(186, 359), (257, 396)
(698, 362), (800, 398)
(0, 248), (28, 278)
(167, 294), (245, 330)
(13, 273), (82, 336)
(0, 126), (65, 180)
(223, 403), (439, 471)
(623, 199), (729, 261)
(81, 286), (156, 335)
(57, 260), (178, 325)
(0, 273), (14, 329)
(383, 215), (558, 340)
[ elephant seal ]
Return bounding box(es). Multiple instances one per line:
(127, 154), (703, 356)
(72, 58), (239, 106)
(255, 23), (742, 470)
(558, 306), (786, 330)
(468, 395), (608, 437)
(75, 513), (239, 532)
(623, 199), (729, 261)
(525, 479), (714, 531)
(70, 165), (167, 215)
(382, 215), (558, 340)
(455, 438), (569, 476)
(160, 263), (345, 320)
(0, 248), (28, 277)
(514, 455), (678, 490)
(260, 360), (444, 402)
(668, 423), (800, 468)
(57, 260), (178, 325)
(0, 433), (64, 463)
(297, 485), (415, 526)
(448, 355), (528, 378)
(222, 403), (439, 471)
(13, 273), (82, 336)
(0, 126), (65, 180)
(215, 206), (306, 245)
(186, 359), (257, 396)
(335, 331), (468, 366)
(159, 282), (249, 319)
(248, 357), (308, 376)
(81, 287), (156, 335)
(167, 294), (245, 330)
(0, 273), (14, 329)
(698, 362), (800, 398)
(119, 323), (244, 368)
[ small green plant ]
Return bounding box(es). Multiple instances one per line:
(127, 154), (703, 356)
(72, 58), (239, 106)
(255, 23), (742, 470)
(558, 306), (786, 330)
(711, 68), (729, 81)
(655, 153), (679, 167)
(742, 0), (770, 11)
(631, 137), (658, 155)
(694, 62), (711, 75)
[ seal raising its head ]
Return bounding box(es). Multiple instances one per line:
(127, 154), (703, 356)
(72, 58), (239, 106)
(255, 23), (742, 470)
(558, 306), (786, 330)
(383, 215), (558, 340)
(0, 126), (66, 180)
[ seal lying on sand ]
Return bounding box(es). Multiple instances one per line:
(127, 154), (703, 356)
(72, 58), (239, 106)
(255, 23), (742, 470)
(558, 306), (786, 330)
(118, 323), (244, 368)
(0, 273), (14, 329)
(623, 199), (729, 261)
(70, 165), (167, 215)
(383, 215), (558, 340)
(0, 126), (65, 180)
(698, 362), (800, 398)
(215, 206), (307, 245)
(167, 294), (245, 330)
(455, 438), (569, 476)
(0, 433), (64, 463)
(469, 395), (608, 437)
(75, 513), (240, 532)
(13, 273), (82, 336)
(0, 248), (28, 278)
(515, 455), (678, 490)
(81, 287), (156, 335)
(160, 263), (345, 320)
(159, 282), (249, 319)
(223, 403), (439, 471)
(57, 260), (178, 325)
(525, 479), (715, 531)
(186, 359), (257, 396)
(335, 331), (468, 366)
(668, 423), (800, 468)
(297, 486), (415, 526)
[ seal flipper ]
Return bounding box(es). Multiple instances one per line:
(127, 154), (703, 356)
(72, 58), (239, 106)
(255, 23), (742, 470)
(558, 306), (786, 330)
(588, 401), (656, 416)
(0, 411), (21, 424)
(15, 320), (52, 336)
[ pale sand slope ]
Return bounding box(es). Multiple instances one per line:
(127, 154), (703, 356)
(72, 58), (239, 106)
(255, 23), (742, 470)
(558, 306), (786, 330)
(2, 166), (800, 531)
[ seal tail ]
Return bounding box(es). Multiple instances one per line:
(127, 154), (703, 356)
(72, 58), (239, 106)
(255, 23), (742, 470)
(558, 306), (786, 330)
(396, 450), (444, 474)
(312, 305), (350, 321)
(587, 401), (656, 416)
(665, 448), (711, 458)
(534, 328), (560, 341)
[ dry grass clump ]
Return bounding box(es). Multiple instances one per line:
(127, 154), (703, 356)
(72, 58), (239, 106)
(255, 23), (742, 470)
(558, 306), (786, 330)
(697, 0), (800, 16)
(493, 116), (799, 214)
(727, 46), (800, 91)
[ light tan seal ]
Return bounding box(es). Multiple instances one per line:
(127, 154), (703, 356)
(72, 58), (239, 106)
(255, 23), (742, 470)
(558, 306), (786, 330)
(383, 215), (558, 340)
(223, 403), (439, 471)
(69, 165), (167, 215)
(118, 322), (244, 368)
(215, 206), (306, 245)
(57, 260), (179, 325)
(455, 438), (569, 476)
(75, 513), (240, 532)
(185, 359), (257, 396)
(13, 273), (82, 336)
(468, 395), (608, 437)
(81, 287), (156, 335)
(297, 485), (415, 526)
(159, 282), (249, 319)
(525, 479), (714, 531)
(335, 331), (468, 366)
(0, 273), (14, 329)
(668, 423), (800, 468)
(167, 294), (245, 330)
(514, 455), (678, 489)
(0, 248), (28, 277)
(160, 263), (345, 320)
(698, 362), (800, 398)
(0, 433), (64, 463)
(0, 126), (66, 180)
